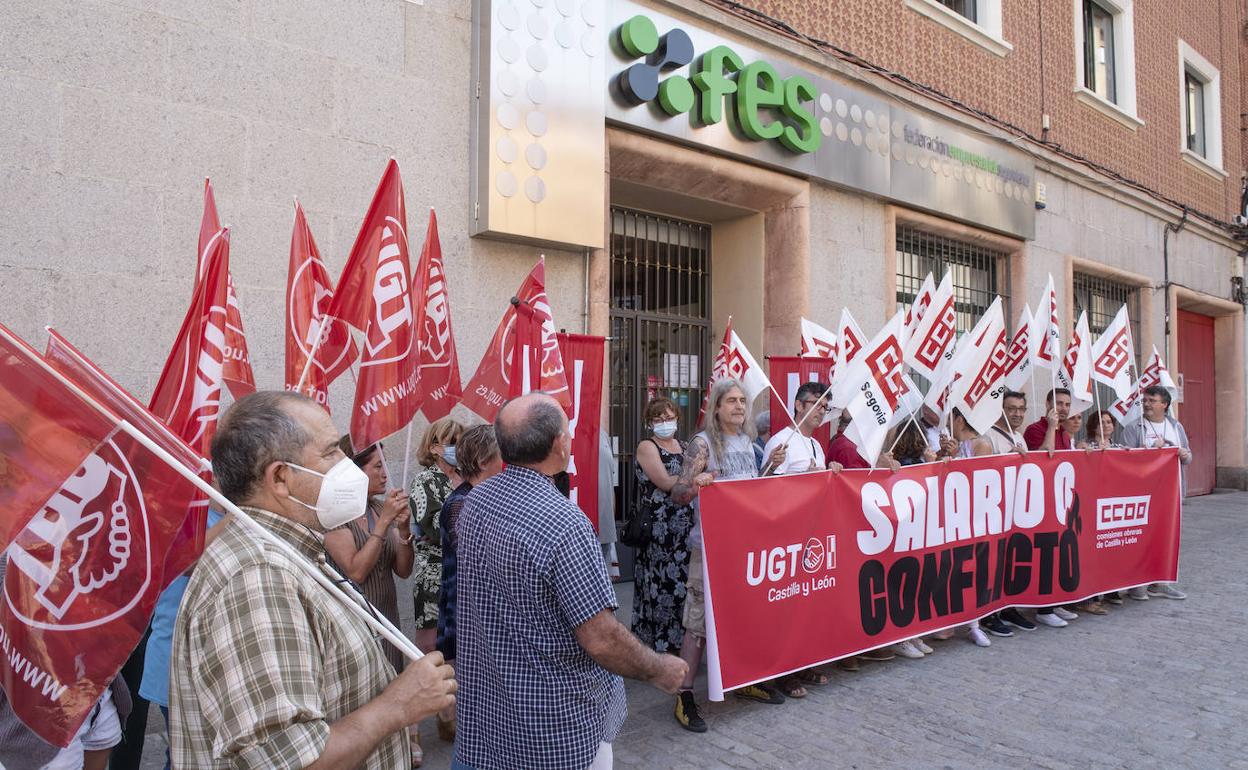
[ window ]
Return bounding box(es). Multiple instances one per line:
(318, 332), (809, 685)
(1071, 0), (1139, 128)
(938, 0), (977, 22)
(1184, 69), (1205, 156)
(1178, 40), (1224, 176)
(1073, 272), (1142, 410)
(895, 225), (1010, 389)
(1083, 0), (1116, 102)
(903, 0), (1011, 57)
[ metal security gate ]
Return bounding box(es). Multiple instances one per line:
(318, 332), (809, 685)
(1074, 272), (1143, 416)
(609, 208), (711, 575)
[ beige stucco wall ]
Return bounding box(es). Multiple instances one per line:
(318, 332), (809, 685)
(0, 0), (585, 447)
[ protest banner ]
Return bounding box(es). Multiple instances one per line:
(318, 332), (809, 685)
(558, 333), (606, 530)
(700, 449), (1181, 699)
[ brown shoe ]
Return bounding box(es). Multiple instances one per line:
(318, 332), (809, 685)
(836, 656), (860, 672)
(859, 647), (897, 662)
(1077, 600), (1109, 616)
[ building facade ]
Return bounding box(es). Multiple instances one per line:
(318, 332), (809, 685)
(1, 0), (1244, 495)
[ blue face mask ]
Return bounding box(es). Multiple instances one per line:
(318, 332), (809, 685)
(442, 445), (458, 468)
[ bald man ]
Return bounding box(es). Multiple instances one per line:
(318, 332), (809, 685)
(453, 394), (686, 770)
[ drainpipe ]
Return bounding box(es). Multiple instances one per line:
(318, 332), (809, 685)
(1162, 207), (1189, 351)
(583, 248), (591, 334)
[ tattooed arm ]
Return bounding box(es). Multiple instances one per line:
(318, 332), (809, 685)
(669, 437), (712, 506)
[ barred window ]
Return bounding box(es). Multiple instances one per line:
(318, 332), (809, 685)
(1073, 271), (1142, 410)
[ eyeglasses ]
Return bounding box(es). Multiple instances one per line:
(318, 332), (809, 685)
(798, 399), (828, 410)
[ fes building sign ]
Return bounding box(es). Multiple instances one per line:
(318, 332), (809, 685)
(470, 0), (1036, 249)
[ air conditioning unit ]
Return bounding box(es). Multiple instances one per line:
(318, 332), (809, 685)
(1234, 214), (1248, 226)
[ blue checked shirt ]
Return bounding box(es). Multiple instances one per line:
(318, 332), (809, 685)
(455, 465), (626, 770)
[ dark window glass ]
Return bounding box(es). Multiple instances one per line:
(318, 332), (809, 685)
(1185, 69), (1206, 157)
(938, 0), (977, 22)
(1083, 0), (1117, 103)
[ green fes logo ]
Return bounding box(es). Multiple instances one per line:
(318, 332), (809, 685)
(615, 15), (820, 154)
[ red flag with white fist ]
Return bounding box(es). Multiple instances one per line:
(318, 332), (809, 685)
(194, 179), (254, 399)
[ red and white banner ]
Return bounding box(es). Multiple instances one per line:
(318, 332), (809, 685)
(1109, 346), (1177, 425)
(799, 318), (837, 359)
(150, 227), (231, 457)
(284, 201), (359, 407)
(324, 160), (422, 449)
(462, 258), (572, 421)
(768, 357), (835, 447)
(1056, 311), (1094, 414)
(948, 297), (1008, 435)
(904, 271), (957, 380)
(558, 334), (606, 530)
(1002, 304), (1034, 392)
(507, 298), (543, 398)
(194, 179), (254, 399)
(1090, 305), (1135, 401)
(0, 324), (201, 747)
(1031, 274), (1062, 371)
(700, 448), (1182, 698)
(904, 272), (936, 337)
(412, 210), (463, 421)
(840, 312), (908, 465)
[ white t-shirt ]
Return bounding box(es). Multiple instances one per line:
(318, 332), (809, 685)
(762, 426), (826, 474)
(1144, 419), (1180, 448)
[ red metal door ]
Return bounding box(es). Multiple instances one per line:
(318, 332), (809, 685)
(1177, 310), (1216, 495)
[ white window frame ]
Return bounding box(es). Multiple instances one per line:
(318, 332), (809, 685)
(1071, 0), (1141, 129)
(903, 0), (1012, 58)
(1177, 40), (1226, 178)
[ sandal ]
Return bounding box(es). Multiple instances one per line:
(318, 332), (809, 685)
(776, 675), (808, 699)
(795, 668), (830, 686)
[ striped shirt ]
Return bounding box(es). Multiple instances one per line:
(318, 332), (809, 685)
(455, 465), (625, 770)
(169, 506), (406, 770)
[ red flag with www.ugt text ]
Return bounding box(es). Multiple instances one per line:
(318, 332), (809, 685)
(150, 227), (231, 457)
(413, 210), (463, 421)
(0, 324), (201, 747)
(558, 333), (606, 530)
(767, 356), (835, 447)
(324, 160), (422, 449)
(461, 257), (572, 421)
(194, 179), (254, 399)
(284, 201), (359, 408)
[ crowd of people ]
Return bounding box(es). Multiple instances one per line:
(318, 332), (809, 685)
(5, 374), (1192, 770)
(629, 379), (1193, 734)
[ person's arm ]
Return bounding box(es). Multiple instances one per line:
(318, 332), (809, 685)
(384, 489), (415, 579)
(970, 437), (994, 457)
(669, 437), (711, 506)
(324, 515), (394, 585)
(1174, 420), (1193, 464)
(193, 566), (455, 770)
(575, 609), (686, 693)
(635, 440), (678, 492)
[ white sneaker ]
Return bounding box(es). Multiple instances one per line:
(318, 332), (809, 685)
(968, 627), (991, 647)
(913, 638), (934, 655)
(892, 640), (925, 659)
(1053, 607), (1079, 621)
(1147, 583), (1187, 600)
(1035, 613), (1067, 628)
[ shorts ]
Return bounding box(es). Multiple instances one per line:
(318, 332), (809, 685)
(682, 547), (706, 639)
(42, 688), (122, 769)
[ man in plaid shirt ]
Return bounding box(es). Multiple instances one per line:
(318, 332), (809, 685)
(169, 391), (456, 769)
(453, 393), (686, 770)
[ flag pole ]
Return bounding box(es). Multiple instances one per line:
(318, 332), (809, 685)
(760, 378), (837, 476)
(294, 320), (330, 393)
(17, 335), (422, 661)
(883, 409), (925, 460)
(400, 420), (415, 491)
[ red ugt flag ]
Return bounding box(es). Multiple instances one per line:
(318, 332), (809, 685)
(0, 324), (200, 747)
(44, 329), (210, 581)
(150, 227), (231, 457)
(284, 201), (359, 407)
(194, 179), (254, 399)
(461, 257), (573, 421)
(557, 333), (606, 530)
(325, 160), (422, 449)
(413, 210), (463, 421)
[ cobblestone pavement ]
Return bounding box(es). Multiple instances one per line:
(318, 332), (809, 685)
(139, 490), (1248, 769)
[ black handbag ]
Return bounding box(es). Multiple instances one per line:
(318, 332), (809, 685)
(620, 440), (658, 547)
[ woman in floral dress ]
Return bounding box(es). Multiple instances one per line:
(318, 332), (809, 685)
(630, 397), (697, 654)
(409, 416), (463, 655)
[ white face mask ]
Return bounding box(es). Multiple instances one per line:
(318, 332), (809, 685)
(285, 457), (371, 530)
(652, 420), (678, 439)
